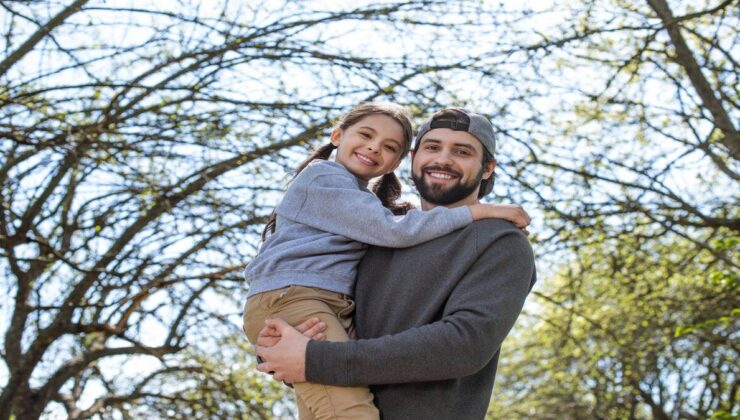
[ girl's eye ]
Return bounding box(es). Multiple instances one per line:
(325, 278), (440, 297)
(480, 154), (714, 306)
(385, 145), (398, 153)
(360, 132), (371, 139)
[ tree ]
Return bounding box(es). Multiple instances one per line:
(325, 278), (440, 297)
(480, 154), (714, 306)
(56, 335), (291, 419)
(0, 1), (512, 417)
(452, 1), (737, 417)
(2, 0), (736, 418)
(468, 0), (737, 256)
(369, 0), (738, 275)
(488, 230), (738, 419)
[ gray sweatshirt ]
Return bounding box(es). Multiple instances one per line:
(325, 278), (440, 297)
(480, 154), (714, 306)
(305, 219), (536, 419)
(244, 160), (472, 298)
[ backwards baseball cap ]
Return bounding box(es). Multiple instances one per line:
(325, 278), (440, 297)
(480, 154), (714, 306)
(414, 108), (496, 157)
(413, 108), (497, 197)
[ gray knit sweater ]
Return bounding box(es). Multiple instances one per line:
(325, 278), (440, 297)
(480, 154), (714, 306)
(244, 160), (472, 298)
(305, 219), (536, 419)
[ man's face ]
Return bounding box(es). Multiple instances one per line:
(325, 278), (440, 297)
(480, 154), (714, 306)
(411, 128), (494, 206)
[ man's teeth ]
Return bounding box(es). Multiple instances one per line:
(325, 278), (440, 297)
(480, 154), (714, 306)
(429, 172), (453, 179)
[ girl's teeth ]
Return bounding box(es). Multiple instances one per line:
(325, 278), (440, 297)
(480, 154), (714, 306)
(356, 154), (374, 165)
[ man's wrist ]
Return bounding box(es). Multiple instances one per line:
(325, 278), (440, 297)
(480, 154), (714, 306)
(304, 339), (316, 382)
(304, 339), (336, 384)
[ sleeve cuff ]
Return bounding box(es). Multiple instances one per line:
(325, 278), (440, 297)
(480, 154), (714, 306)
(453, 205), (474, 225)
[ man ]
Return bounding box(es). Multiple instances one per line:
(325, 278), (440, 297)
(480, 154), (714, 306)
(255, 108), (536, 419)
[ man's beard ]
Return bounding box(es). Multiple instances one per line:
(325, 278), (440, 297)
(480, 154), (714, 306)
(412, 164), (483, 205)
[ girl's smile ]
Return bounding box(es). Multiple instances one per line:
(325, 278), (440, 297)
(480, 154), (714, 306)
(353, 152), (378, 166)
(331, 114), (405, 181)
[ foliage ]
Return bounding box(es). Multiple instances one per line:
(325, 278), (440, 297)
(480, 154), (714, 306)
(495, 0), (738, 257)
(482, 1), (738, 417)
(489, 231), (738, 419)
(0, 1), (518, 418)
(110, 335), (294, 420)
(0, 0), (736, 418)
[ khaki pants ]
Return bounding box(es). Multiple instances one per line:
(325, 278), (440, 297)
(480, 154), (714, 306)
(243, 285), (379, 420)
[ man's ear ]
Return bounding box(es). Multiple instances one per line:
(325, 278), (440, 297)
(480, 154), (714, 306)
(482, 160), (496, 180)
(330, 128), (343, 147)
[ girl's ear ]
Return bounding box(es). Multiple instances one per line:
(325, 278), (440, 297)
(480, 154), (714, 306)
(387, 158), (402, 174)
(330, 128), (343, 147)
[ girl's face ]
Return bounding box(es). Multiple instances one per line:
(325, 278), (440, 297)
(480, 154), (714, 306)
(330, 114), (406, 181)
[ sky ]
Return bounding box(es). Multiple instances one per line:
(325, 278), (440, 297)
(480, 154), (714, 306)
(1, 0), (735, 417)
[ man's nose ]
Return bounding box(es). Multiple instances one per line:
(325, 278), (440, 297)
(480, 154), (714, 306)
(433, 149), (453, 165)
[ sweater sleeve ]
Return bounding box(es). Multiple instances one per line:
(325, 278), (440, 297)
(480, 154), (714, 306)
(276, 162), (472, 248)
(304, 231), (536, 385)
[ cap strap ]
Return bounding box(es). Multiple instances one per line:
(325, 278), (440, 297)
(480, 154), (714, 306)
(430, 119), (469, 131)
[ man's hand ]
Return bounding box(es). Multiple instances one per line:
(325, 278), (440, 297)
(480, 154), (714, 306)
(255, 318), (312, 383)
(257, 317), (327, 348)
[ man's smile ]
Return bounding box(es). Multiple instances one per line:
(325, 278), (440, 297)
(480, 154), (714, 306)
(423, 166), (462, 183)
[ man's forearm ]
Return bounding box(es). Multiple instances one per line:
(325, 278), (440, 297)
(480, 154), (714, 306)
(306, 316), (508, 385)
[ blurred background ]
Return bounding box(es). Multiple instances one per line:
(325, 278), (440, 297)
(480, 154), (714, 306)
(0, 0), (736, 418)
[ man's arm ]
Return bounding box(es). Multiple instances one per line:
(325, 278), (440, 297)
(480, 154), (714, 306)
(255, 231), (535, 385)
(306, 231), (534, 385)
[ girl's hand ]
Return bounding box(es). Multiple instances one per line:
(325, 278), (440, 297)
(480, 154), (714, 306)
(469, 203), (531, 230)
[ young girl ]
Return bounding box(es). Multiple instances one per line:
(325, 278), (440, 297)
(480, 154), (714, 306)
(243, 102), (528, 419)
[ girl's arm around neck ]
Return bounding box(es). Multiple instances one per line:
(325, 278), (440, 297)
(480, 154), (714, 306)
(276, 162), (472, 248)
